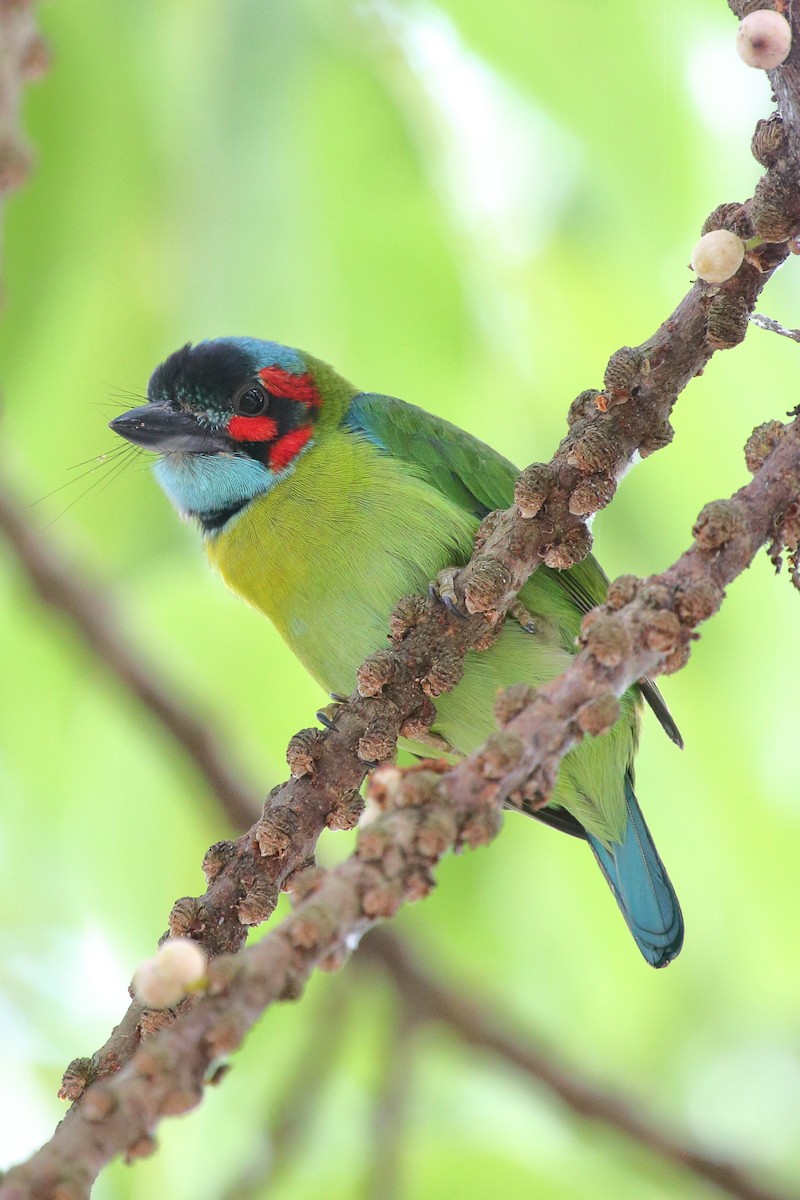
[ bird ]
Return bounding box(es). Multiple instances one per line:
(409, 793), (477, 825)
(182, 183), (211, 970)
(110, 337), (684, 967)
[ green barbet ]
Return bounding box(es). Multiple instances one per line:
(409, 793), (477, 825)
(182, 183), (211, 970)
(111, 338), (684, 967)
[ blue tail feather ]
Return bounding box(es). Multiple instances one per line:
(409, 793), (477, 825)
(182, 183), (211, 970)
(586, 778), (683, 968)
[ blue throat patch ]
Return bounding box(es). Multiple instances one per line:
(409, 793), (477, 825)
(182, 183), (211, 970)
(153, 452), (273, 524)
(153, 439), (314, 531)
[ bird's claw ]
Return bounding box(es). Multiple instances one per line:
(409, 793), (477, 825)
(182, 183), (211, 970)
(510, 600), (536, 634)
(429, 568), (468, 619)
(316, 701), (341, 731)
(443, 593), (467, 619)
(318, 691), (350, 729)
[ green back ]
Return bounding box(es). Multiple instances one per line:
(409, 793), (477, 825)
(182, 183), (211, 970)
(345, 391), (610, 608)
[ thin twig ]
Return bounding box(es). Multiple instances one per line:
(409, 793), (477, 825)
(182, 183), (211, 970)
(750, 312), (800, 342)
(361, 930), (795, 1200)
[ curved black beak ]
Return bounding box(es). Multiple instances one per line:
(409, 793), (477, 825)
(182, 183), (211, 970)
(109, 403), (231, 454)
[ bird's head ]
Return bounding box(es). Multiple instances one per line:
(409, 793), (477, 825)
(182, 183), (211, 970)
(110, 338), (355, 531)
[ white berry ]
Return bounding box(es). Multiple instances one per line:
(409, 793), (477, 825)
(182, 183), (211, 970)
(736, 10), (792, 70)
(690, 229), (745, 283)
(133, 938), (207, 1009)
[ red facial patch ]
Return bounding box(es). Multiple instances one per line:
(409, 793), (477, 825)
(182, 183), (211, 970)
(258, 366), (321, 409)
(269, 425), (313, 471)
(228, 414), (279, 442)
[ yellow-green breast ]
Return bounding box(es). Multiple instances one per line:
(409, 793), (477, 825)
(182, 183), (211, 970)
(205, 428), (478, 695)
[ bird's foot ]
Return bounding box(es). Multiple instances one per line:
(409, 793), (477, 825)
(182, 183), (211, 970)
(316, 699), (343, 731)
(429, 568), (468, 619)
(411, 731), (455, 755)
(509, 600), (536, 635)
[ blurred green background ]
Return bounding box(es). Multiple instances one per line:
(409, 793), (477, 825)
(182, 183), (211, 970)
(1, 1), (799, 1196)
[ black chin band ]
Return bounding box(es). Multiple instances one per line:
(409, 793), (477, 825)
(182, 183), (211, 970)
(196, 498), (250, 533)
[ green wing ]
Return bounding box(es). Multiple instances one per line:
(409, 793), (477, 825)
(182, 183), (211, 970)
(345, 391), (610, 603)
(344, 392), (681, 746)
(344, 391), (519, 516)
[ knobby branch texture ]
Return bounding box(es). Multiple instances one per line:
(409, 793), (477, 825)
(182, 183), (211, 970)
(2, 4), (800, 1199)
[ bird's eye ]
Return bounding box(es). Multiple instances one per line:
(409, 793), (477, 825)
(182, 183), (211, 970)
(234, 384), (269, 416)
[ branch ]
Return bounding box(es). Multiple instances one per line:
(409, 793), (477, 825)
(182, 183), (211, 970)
(2, 412), (799, 1199)
(362, 930), (795, 1200)
(0, 475), (259, 829)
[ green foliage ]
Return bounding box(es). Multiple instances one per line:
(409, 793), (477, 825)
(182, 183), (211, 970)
(1, 1), (798, 1195)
